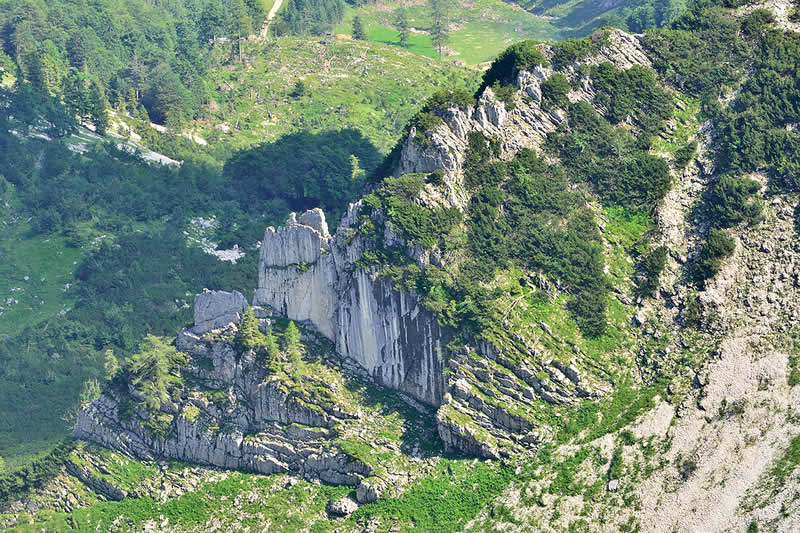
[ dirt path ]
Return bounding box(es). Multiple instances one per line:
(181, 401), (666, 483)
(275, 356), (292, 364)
(259, 0), (284, 39)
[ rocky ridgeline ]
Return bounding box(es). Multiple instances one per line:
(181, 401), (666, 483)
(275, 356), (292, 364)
(75, 30), (653, 468)
(251, 30), (650, 458)
(397, 29), (650, 211)
(75, 294), (372, 487)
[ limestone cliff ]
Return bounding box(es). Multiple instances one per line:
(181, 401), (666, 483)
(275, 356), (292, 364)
(253, 208), (450, 408)
(252, 29), (652, 458)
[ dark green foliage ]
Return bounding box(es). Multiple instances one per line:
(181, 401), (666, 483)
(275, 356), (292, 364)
(550, 30), (609, 70)
(224, 129), (381, 221)
(0, 440), (75, 502)
(127, 335), (187, 410)
(375, 174), (463, 248)
(0, 0), (241, 124)
(715, 30), (800, 190)
(674, 140), (698, 169)
(464, 140), (610, 337)
(278, 0), (345, 36)
(489, 81), (516, 110)
(427, 169), (445, 186)
(236, 307), (272, 356)
(547, 101), (672, 210)
(352, 16), (366, 40)
(608, 447), (624, 480)
(428, 89), (476, 111)
(637, 246), (668, 297)
(479, 40), (547, 93)
(707, 175), (763, 228)
(541, 73), (570, 109)
(590, 63), (673, 135)
(740, 8), (775, 37)
(695, 228), (735, 285)
(548, 447), (592, 495)
(643, 4), (749, 98)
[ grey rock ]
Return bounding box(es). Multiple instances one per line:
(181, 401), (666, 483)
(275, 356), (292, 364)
(327, 497), (358, 516)
(193, 290), (248, 334)
(356, 477), (383, 504)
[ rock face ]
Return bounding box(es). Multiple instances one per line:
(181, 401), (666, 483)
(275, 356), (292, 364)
(252, 31), (653, 456)
(74, 294), (371, 486)
(193, 289), (248, 334)
(254, 207), (450, 407)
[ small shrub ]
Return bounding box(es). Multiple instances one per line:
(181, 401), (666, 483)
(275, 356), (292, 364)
(674, 141), (698, 169)
(428, 89), (476, 112)
(695, 228), (735, 284)
(708, 175), (763, 228)
(637, 246), (668, 297)
(541, 73), (571, 109)
(480, 40), (547, 91)
(677, 456), (698, 480)
(427, 169), (445, 186)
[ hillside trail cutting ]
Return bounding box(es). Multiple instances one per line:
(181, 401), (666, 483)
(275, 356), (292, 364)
(259, 0), (284, 39)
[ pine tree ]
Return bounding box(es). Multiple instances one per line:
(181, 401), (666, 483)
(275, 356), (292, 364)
(393, 8), (410, 48)
(229, 0), (252, 62)
(282, 321), (304, 378)
(199, 0), (225, 43)
(236, 306), (262, 351)
(104, 349), (120, 382)
(428, 0), (451, 59)
(352, 16), (366, 40)
(128, 335), (187, 410)
(86, 80), (109, 134)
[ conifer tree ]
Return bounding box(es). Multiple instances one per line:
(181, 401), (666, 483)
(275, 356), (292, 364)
(394, 8), (410, 48)
(128, 335), (187, 410)
(237, 306), (261, 351)
(352, 16), (366, 40)
(282, 321), (304, 378)
(86, 80), (109, 134)
(104, 349), (120, 382)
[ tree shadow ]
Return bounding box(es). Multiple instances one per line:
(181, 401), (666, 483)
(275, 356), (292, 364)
(223, 129), (383, 228)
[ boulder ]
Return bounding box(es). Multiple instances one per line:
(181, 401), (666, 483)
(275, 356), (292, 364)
(193, 290), (248, 334)
(327, 497), (359, 516)
(356, 476), (383, 504)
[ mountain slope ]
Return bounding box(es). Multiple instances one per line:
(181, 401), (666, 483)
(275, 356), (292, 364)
(3, 1), (800, 532)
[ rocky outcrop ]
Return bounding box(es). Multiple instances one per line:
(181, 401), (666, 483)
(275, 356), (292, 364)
(254, 207), (450, 408)
(250, 31), (654, 457)
(74, 295), (371, 485)
(192, 289), (248, 334)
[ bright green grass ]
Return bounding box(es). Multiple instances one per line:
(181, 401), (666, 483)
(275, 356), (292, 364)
(199, 36), (479, 155)
(7, 471), (350, 532)
(366, 24), (437, 59)
(336, 0), (559, 66)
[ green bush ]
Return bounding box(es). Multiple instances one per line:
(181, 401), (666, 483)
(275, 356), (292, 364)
(674, 140), (698, 169)
(551, 30), (610, 70)
(479, 41), (547, 92)
(428, 89), (476, 112)
(0, 440), (75, 502)
(708, 175), (763, 228)
(695, 228), (736, 284)
(541, 73), (571, 109)
(637, 246), (668, 297)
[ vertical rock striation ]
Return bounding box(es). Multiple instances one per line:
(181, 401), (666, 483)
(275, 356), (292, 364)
(254, 207), (450, 407)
